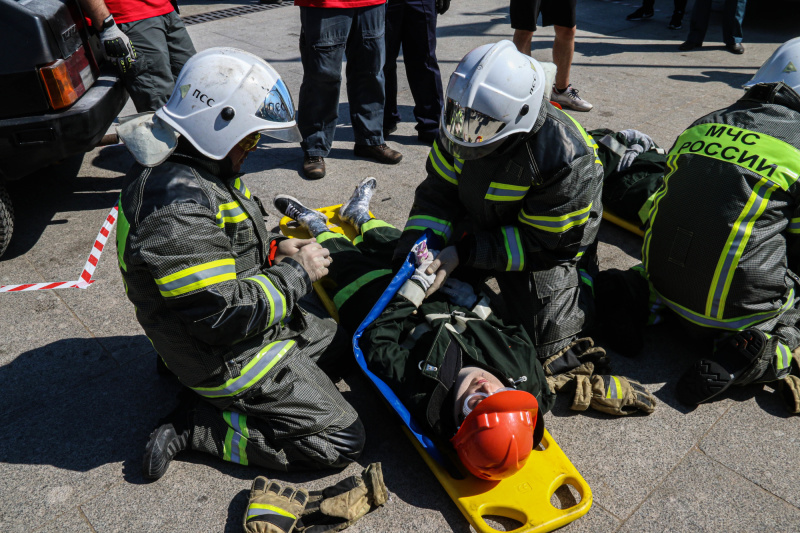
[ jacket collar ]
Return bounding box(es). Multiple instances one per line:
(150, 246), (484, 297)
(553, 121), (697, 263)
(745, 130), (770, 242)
(741, 82), (800, 114)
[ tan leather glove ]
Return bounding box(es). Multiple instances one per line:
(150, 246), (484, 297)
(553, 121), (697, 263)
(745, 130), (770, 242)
(572, 375), (657, 415)
(297, 463), (388, 533)
(542, 337), (611, 377)
(244, 477), (308, 533)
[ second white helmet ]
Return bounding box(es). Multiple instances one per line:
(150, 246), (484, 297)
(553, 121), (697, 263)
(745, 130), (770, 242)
(156, 47), (302, 160)
(743, 37), (800, 93)
(439, 40), (546, 160)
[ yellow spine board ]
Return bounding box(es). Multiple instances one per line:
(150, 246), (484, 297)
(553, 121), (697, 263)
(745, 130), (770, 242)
(602, 210), (645, 237)
(281, 205), (593, 533)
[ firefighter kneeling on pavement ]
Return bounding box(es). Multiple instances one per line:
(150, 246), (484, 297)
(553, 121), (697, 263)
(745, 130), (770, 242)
(595, 38), (800, 414)
(115, 48), (365, 481)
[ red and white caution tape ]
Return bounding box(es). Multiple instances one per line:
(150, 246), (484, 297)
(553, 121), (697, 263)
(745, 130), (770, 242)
(0, 204), (118, 293)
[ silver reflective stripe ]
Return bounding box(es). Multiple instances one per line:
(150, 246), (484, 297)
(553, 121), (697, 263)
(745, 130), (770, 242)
(229, 411), (244, 464)
(193, 340), (295, 398)
(156, 262), (236, 294)
(249, 274), (287, 328)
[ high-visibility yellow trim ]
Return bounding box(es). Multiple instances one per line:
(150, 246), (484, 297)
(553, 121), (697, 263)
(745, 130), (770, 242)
(362, 219), (394, 233)
(705, 178), (778, 319)
(671, 123), (800, 191)
(155, 259), (236, 297)
(562, 111), (602, 165)
(433, 141), (455, 172)
(518, 204), (592, 233)
(316, 231), (347, 244)
(247, 503), (296, 520)
(333, 269), (392, 309)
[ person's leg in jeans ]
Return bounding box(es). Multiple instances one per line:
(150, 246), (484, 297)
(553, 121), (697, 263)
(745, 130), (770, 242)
(164, 11), (196, 80)
(401, 0), (443, 139)
(721, 0), (747, 46)
(685, 0), (712, 45)
(345, 4), (386, 148)
(383, 0), (406, 133)
(297, 7), (352, 157)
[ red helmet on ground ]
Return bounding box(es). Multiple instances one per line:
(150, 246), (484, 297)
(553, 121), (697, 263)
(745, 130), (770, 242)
(450, 390), (544, 480)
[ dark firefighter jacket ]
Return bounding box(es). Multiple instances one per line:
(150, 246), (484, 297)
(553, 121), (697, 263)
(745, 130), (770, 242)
(642, 82), (800, 331)
(116, 149), (317, 409)
(393, 102), (604, 274)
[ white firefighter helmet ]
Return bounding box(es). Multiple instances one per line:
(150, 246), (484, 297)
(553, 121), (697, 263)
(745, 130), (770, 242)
(157, 47), (301, 159)
(439, 40), (547, 160)
(743, 37), (800, 92)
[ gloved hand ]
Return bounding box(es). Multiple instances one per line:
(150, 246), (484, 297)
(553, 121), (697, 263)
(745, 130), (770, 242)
(244, 477), (308, 533)
(572, 374), (657, 415)
(425, 245), (459, 297)
(778, 374), (800, 414)
(409, 241), (436, 292)
(542, 337), (611, 377)
(435, 0), (451, 15)
(99, 21), (137, 75)
(297, 463), (388, 533)
(616, 129), (655, 172)
(439, 278), (478, 308)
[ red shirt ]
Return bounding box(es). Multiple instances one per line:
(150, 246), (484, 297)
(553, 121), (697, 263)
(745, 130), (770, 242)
(294, 0), (385, 8)
(106, 0), (174, 24)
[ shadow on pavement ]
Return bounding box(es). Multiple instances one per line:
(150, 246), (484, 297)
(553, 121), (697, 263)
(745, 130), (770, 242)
(2, 145), (133, 262)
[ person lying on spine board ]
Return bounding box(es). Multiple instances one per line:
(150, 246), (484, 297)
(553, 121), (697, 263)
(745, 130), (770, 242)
(274, 177), (657, 480)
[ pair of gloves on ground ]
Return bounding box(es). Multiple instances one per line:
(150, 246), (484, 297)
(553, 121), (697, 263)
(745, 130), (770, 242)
(778, 356), (800, 415)
(544, 338), (657, 416)
(243, 463), (388, 533)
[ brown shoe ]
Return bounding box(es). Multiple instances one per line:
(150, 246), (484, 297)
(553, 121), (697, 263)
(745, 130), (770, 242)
(302, 156), (325, 179)
(354, 143), (402, 165)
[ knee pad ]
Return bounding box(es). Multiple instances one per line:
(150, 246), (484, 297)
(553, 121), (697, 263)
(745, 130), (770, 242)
(328, 417), (366, 465)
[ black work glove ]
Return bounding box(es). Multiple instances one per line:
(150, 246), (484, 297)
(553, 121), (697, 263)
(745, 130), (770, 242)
(296, 463), (388, 533)
(100, 21), (137, 75)
(435, 0), (450, 15)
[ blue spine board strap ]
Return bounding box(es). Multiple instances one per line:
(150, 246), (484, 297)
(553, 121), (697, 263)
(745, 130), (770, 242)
(351, 231), (449, 467)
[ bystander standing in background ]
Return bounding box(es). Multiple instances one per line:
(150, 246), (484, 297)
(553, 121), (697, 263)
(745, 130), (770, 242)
(679, 0), (748, 54)
(510, 0), (592, 112)
(625, 0), (687, 30)
(79, 0), (196, 112)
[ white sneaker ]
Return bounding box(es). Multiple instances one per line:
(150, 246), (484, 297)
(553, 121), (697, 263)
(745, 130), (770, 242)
(551, 84), (593, 112)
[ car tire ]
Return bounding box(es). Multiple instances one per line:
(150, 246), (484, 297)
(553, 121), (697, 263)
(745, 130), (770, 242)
(0, 184), (14, 258)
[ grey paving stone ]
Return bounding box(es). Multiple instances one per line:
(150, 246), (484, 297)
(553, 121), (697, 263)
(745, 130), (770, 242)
(619, 450), (800, 532)
(699, 391), (800, 508)
(35, 509), (95, 533)
(0, 356), (179, 532)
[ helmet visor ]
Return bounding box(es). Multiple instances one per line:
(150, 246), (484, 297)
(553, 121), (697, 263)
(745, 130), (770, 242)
(443, 98), (506, 144)
(255, 78), (296, 123)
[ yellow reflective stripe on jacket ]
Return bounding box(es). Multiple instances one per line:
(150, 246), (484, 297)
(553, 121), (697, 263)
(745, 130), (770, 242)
(561, 111), (602, 165)
(222, 411), (249, 465)
(642, 153), (680, 272)
(233, 177), (252, 199)
(502, 226), (524, 271)
(485, 182), (529, 202)
(154, 258), (236, 297)
(116, 200), (131, 272)
(428, 141), (458, 185)
(518, 204), (592, 233)
(706, 177), (779, 318)
(193, 340), (295, 398)
(656, 286), (795, 330)
(671, 123), (800, 191)
(789, 217), (800, 234)
(216, 200), (249, 227)
(404, 215), (454, 241)
(247, 503), (296, 521)
(776, 342), (792, 371)
(247, 274), (287, 328)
